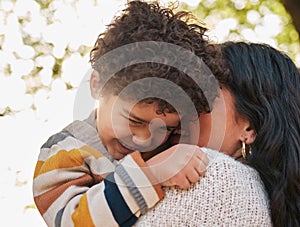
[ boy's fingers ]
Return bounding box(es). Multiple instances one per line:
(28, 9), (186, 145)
(195, 160), (207, 176)
(196, 150), (209, 166)
(187, 169), (201, 183)
(177, 177), (191, 190)
(169, 171), (192, 189)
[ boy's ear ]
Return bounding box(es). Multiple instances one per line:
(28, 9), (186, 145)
(90, 70), (101, 99)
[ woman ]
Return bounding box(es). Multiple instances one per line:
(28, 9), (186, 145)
(219, 42), (300, 226)
(137, 42), (300, 226)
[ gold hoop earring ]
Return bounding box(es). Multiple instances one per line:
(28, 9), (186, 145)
(242, 142), (246, 159)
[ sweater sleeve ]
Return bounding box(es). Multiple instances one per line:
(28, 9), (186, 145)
(33, 134), (164, 227)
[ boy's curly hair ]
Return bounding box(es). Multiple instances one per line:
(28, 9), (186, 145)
(90, 0), (228, 118)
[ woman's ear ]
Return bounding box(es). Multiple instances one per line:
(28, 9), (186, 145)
(240, 123), (256, 145)
(90, 70), (101, 99)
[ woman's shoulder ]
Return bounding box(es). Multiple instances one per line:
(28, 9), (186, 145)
(201, 147), (267, 194)
(203, 147), (260, 178)
(137, 148), (272, 226)
(195, 148), (271, 223)
(185, 147), (271, 225)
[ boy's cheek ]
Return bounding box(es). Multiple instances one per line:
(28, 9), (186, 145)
(111, 123), (133, 138)
(100, 113), (130, 136)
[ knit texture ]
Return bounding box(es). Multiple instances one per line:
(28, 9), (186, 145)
(136, 148), (272, 226)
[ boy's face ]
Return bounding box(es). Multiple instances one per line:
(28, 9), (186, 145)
(96, 95), (180, 160)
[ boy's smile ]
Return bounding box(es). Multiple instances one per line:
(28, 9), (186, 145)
(96, 95), (180, 160)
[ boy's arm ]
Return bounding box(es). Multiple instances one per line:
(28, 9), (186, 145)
(33, 137), (164, 227)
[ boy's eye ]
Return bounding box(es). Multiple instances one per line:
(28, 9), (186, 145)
(129, 118), (143, 126)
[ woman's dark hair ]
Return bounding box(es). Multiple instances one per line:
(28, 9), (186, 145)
(221, 42), (300, 227)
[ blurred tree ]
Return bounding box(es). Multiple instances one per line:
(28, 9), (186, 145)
(281, 0), (300, 38)
(1, 0), (299, 117)
(180, 0), (300, 65)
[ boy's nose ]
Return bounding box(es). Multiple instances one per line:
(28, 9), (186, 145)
(132, 132), (152, 147)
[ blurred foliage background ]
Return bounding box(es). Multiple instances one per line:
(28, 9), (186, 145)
(0, 0), (299, 226)
(0, 0), (299, 117)
(181, 0), (300, 65)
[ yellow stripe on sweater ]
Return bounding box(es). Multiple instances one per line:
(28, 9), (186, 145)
(72, 194), (95, 227)
(79, 145), (104, 159)
(34, 145), (104, 179)
(33, 160), (44, 179)
(35, 149), (84, 178)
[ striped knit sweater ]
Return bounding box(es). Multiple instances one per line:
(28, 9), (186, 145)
(33, 111), (164, 227)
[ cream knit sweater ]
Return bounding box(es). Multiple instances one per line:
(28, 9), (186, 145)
(136, 148), (272, 226)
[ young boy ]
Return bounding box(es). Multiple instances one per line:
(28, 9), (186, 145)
(33, 1), (224, 226)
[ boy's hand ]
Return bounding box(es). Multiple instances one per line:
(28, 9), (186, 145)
(146, 144), (208, 190)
